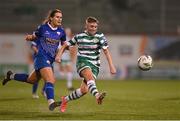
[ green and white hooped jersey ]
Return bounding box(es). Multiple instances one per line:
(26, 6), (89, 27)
(67, 32), (108, 70)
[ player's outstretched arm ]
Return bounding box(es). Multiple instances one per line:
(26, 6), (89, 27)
(69, 46), (77, 64)
(55, 42), (69, 63)
(103, 48), (116, 74)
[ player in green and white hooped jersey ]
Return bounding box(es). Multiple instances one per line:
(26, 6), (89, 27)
(56, 16), (116, 112)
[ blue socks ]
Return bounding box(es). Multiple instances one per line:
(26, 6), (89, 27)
(14, 74), (28, 82)
(32, 82), (39, 94)
(45, 82), (54, 100)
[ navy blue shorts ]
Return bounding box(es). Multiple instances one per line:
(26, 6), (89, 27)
(34, 52), (54, 71)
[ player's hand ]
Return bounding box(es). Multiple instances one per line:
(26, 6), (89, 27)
(55, 56), (61, 63)
(110, 66), (116, 75)
(25, 34), (36, 41)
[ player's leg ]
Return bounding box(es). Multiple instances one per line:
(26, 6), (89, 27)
(29, 70), (41, 99)
(40, 67), (61, 111)
(32, 81), (39, 99)
(33, 52), (61, 111)
(41, 81), (47, 97)
(2, 69), (39, 85)
(60, 80), (88, 112)
(76, 60), (106, 104)
(80, 68), (98, 96)
(65, 80), (88, 101)
(80, 68), (106, 105)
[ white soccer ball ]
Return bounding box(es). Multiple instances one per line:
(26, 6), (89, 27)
(138, 55), (153, 71)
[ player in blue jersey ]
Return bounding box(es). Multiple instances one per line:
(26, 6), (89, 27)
(56, 16), (116, 112)
(2, 9), (66, 111)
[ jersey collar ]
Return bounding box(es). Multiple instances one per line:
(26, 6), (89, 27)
(84, 30), (97, 36)
(47, 22), (58, 30)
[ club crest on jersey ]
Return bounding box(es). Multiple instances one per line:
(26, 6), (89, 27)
(93, 38), (99, 43)
(57, 32), (61, 35)
(46, 60), (50, 64)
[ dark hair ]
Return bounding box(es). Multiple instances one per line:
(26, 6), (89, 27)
(43, 9), (62, 24)
(86, 16), (99, 24)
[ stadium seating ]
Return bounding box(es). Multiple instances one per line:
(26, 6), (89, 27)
(0, 0), (180, 34)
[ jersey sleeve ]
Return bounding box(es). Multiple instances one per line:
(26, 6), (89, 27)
(33, 25), (43, 38)
(31, 41), (37, 47)
(60, 30), (66, 45)
(57, 30), (66, 49)
(99, 33), (109, 49)
(66, 35), (77, 46)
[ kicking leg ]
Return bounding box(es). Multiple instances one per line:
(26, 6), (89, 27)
(60, 80), (88, 112)
(80, 68), (106, 105)
(2, 70), (40, 85)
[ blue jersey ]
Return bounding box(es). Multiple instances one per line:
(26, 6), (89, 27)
(32, 23), (66, 71)
(31, 41), (38, 48)
(34, 23), (66, 59)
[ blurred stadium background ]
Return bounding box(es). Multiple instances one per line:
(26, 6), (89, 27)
(0, 0), (180, 120)
(0, 0), (180, 80)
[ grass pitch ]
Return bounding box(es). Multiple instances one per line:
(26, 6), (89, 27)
(0, 79), (180, 120)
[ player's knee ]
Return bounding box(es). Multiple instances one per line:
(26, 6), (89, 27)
(43, 77), (56, 84)
(27, 78), (37, 84)
(80, 69), (94, 80)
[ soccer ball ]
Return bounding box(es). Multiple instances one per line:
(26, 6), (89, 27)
(138, 55), (153, 71)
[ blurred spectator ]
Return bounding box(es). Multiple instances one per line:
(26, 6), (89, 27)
(59, 27), (76, 91)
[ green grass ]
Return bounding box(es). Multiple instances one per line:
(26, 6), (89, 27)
(0, 79), (180, 120)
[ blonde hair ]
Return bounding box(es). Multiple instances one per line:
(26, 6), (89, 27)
(85, 16), (99, 24)
(43, 9), (62, 24)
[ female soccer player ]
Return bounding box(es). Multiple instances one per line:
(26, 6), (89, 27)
(2, 9), (66, 111)
(56, 16), (116, 112)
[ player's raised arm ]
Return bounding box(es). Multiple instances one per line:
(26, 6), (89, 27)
(103, 48), (116, 75)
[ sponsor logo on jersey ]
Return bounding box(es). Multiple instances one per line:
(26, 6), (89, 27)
(45, 31), (50, 35)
